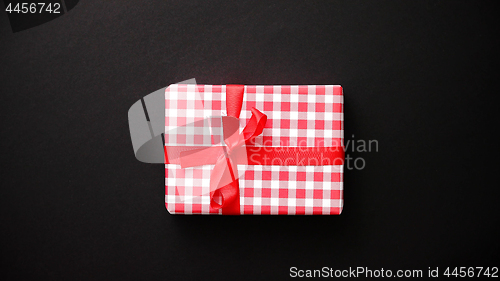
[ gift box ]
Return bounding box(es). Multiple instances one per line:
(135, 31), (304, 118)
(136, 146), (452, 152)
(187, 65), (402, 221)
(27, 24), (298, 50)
(164, 84), (344, 215)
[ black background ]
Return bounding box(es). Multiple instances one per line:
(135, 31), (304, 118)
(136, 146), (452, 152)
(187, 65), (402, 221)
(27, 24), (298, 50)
(1, 1), (499, 280)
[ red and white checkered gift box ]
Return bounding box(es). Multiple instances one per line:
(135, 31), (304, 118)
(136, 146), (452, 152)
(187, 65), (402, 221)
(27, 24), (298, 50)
(165, 84), (344, 215)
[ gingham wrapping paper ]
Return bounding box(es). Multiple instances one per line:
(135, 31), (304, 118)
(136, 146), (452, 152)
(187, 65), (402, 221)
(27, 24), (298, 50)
(165, 85), (344, 215)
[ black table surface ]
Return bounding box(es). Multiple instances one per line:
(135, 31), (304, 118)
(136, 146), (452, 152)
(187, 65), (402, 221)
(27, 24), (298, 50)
(1, 1), (498, 280)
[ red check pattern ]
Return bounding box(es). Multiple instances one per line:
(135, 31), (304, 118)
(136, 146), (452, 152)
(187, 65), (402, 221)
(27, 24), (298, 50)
(165, 85), (344, 215)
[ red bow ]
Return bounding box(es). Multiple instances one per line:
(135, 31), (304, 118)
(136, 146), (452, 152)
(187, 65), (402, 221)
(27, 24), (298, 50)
(178, 85), (265, 214)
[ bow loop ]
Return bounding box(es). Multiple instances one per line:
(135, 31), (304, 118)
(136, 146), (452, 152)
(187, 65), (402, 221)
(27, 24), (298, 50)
(243, 107), (267, 140)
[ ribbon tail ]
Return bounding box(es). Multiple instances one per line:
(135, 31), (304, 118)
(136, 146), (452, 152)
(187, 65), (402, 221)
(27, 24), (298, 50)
(213, 180), (240, 215)
(209, 156), (240, 215)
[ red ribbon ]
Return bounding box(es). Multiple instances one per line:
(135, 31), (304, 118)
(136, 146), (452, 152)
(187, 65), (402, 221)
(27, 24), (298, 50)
(166, 85), (344, 215)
